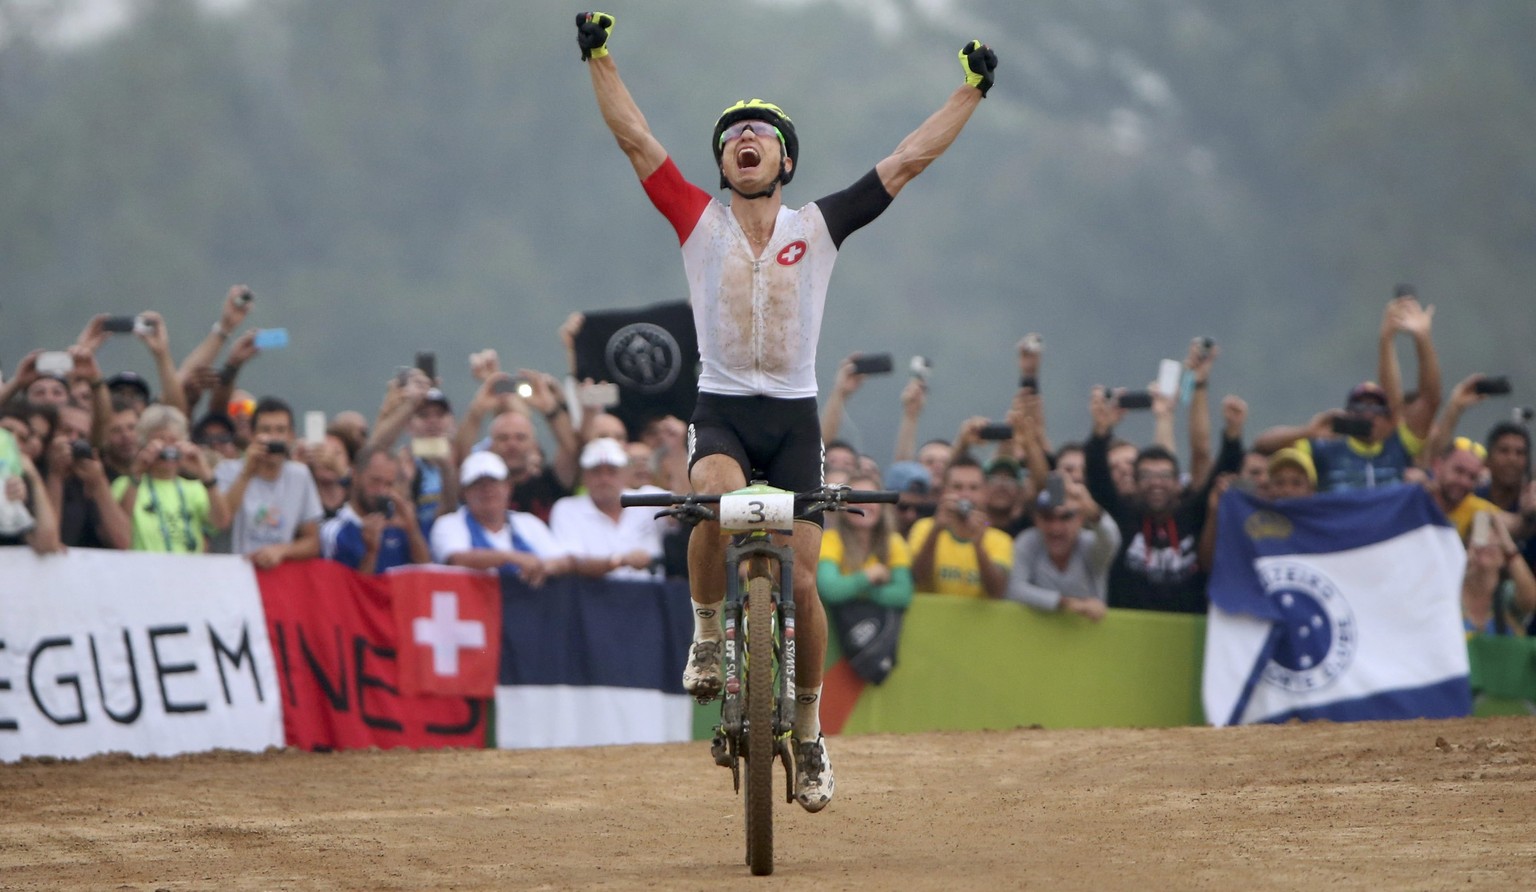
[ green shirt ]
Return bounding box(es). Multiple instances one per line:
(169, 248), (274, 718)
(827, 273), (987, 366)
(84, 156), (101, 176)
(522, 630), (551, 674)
(111, 475), (213, 553)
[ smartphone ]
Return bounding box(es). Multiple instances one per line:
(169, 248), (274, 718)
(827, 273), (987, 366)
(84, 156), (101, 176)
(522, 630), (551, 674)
(1043, 472), (1066, 506)
(1330, 415), (1374, 438)
(132, 315), (156, 336)
(415, 351), (437, 381)
(253, 328), (289, 350)
(410, 436), (452, 460)
(977, 422), (1014, 441)
(491, 377), (521, 396)
(1470, 511), (1492, 548)
(234, 287), (254, 307)
(1115, 390), (1154, 410)
(1393, 283), (1416, 299)
(35, 351), (73, 377)
(579, 380), (621, 409)
(1019, 375), (1038, 392)
(303, 410), (326, 446)
(264, 440), (290, 455)
(850, 353), (894, 376)
(1018, 333), (1044, 353)
(102, 315), (138, 333)
(1473, 376), (1512, 396)
(1195, 336), (1215, 358)
(1156, 359), (1183, 399)
(910, 355), (932, 382)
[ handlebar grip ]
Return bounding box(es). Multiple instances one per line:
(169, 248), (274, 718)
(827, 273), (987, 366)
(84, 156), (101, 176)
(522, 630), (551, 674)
(620, 492), (685, 508)
(841, 489), (901, 504)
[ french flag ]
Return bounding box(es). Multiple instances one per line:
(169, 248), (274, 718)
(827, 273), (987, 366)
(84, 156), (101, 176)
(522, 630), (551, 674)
(495, 576), (696, 748)
(1203, 485), (1471, 726)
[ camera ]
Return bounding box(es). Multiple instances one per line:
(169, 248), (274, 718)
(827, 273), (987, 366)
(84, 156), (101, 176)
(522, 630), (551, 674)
(955, 499), (975, 517)
(1019, 375), (1038, 392)
(1393, 283), (1416, 299)
(1115, 390), (1154, 410)
(1018, 333), (1044, 354)
(1515, 407), (1534, 424)
(977, 422), (1014, 441)
(264, 441), (290, 455)
(1196, 336), (1215, 357)
(159, 445), (180, 462)
(234, 287), (254, 307)
(850, 353), (894, 376)
(101, 315), (138, 334)
(368, 496), (394, 518)
(1473, 376), (1512, 396)
(1330, 415), (1374, 439)
(909, 355), (932, 382)
(70, 440), (94, 461)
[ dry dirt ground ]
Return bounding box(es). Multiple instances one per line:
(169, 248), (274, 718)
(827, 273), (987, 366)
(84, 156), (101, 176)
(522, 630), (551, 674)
(3, 716), (1535, 891)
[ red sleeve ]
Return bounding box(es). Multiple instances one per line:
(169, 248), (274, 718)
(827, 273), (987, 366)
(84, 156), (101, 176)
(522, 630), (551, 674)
(642, 157), (712, 245)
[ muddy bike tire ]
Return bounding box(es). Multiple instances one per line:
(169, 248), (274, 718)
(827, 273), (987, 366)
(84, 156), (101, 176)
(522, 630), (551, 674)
(744, 570), (775, 876)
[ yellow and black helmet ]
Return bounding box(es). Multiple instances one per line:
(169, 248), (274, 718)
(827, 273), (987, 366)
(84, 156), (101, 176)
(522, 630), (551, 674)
(711, 99), (799, 190)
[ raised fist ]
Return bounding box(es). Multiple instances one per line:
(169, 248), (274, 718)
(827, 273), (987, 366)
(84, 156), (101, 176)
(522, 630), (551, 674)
(959, 40), (998, 97)
(576, 12), (614, 61)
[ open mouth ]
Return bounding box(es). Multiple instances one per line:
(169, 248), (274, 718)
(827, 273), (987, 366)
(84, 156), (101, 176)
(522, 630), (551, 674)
(736, 144), (761, 171)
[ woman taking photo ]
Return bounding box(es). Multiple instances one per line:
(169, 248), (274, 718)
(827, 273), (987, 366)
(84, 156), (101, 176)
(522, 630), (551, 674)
(112, 405), (230, 553)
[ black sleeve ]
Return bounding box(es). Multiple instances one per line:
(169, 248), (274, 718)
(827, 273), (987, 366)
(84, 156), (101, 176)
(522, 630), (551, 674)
(815, 168), (894, 249)
(1084, 432), (1125, 523)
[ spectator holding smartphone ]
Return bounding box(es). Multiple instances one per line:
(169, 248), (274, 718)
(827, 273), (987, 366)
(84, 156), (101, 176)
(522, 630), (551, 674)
(321, 445), (429, 574)
(111, 405), (229, 553)
(1253, 296), (1439, 491)
(1005, 473), (1117, 622)
(908, 454), (1012, 599)
(218, 397), (323, 567)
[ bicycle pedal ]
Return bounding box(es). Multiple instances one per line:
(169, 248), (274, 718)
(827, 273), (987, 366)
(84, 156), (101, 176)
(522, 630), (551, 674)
(711, 734), (733, 767)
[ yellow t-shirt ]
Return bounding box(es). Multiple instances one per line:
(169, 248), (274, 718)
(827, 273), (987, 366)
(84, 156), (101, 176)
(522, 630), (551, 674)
(1445, 494), (1502, 543)
(820, 528), (912, 572)
(905, 517), (1013, 599)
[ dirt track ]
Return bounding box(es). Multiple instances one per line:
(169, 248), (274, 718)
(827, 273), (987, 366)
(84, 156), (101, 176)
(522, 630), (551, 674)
(3, 716), (1534, 891)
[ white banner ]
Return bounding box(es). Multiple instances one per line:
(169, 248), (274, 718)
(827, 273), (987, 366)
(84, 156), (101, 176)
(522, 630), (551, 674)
(495, 685), (693, 749)
(0, 548), (282, 762)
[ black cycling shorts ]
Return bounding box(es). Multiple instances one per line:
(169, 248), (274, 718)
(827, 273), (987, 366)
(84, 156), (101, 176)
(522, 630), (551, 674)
(688, 392), (825, 526)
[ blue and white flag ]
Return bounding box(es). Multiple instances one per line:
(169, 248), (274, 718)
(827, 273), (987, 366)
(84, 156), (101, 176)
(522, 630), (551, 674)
(495, 575), (696, 748)
(1203, 485), (1470, 726)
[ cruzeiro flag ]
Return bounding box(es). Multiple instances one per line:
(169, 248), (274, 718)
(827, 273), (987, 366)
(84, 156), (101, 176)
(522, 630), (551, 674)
(1203, 485), (1471, 726)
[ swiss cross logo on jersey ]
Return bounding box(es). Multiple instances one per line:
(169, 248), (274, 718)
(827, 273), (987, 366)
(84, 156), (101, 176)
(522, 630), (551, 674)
(776, 239), (808, 266)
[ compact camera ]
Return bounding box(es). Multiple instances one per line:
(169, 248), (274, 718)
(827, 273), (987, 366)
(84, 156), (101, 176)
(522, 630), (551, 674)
(70, 440), (94, 461)
(159, 446), (180, 462)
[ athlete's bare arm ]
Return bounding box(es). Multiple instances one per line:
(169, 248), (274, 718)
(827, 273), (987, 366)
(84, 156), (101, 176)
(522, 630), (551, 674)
(874, 86), (984, 199)
(587, 56), (668, 181)
(874, 41), (995, 198)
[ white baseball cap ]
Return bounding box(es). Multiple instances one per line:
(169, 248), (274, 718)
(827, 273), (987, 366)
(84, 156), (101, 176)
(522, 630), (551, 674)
(579, 437), (629, 470)
(460, 451), (509, 487)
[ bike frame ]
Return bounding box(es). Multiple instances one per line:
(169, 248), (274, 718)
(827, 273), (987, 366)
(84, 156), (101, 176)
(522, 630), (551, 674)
(719, 529), (796, 795)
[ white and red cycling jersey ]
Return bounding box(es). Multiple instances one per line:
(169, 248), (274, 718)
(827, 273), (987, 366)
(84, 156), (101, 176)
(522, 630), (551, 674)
(642, 157), (892, 399)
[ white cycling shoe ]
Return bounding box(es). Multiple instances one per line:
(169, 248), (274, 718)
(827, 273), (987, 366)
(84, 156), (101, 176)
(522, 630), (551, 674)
(792, 734), (835, 813)
(682, 638), (723, 702)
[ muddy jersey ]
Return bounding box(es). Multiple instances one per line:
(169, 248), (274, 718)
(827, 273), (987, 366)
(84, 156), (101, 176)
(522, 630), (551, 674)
(642, 157), (892, 398)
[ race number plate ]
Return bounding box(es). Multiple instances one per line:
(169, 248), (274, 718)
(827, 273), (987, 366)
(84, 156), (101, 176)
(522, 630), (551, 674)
(718, 491), (795, 532)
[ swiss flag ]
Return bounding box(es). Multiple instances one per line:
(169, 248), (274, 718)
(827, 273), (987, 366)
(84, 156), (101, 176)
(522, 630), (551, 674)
(390, 566), (501, 699)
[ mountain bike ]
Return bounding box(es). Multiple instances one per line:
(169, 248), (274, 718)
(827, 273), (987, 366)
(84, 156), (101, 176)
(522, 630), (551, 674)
(621, 482), (897, 876)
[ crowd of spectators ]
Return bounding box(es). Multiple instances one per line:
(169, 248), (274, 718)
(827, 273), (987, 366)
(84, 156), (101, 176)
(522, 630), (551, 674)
(4, 285), (1534, 648)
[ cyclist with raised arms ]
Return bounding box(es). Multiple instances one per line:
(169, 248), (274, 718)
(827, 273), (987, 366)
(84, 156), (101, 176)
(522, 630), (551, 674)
(576, 11), (996, 812)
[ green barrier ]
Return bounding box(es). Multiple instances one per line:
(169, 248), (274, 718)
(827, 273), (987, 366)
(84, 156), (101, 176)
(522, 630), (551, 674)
(691, 595), (1536, 738)
(841, 596), (1207, 732)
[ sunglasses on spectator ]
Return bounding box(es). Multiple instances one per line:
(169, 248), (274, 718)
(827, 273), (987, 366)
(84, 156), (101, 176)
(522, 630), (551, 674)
(1452, 436), (1488, 461)
(718, 120), (782, 148)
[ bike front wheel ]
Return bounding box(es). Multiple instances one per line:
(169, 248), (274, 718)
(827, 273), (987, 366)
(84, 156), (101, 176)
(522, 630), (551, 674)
(744, 569), (775, 876)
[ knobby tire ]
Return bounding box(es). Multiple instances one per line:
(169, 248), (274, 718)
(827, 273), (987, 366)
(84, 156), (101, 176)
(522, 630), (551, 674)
(744, 571), (775, 876)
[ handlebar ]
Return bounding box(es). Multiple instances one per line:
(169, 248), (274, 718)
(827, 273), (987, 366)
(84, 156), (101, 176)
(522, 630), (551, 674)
(620, 486), (900, 515)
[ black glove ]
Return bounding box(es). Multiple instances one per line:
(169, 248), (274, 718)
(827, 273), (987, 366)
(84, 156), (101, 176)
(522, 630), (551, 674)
(959, 40), (998, 97)
(576, 12), (614, 62)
